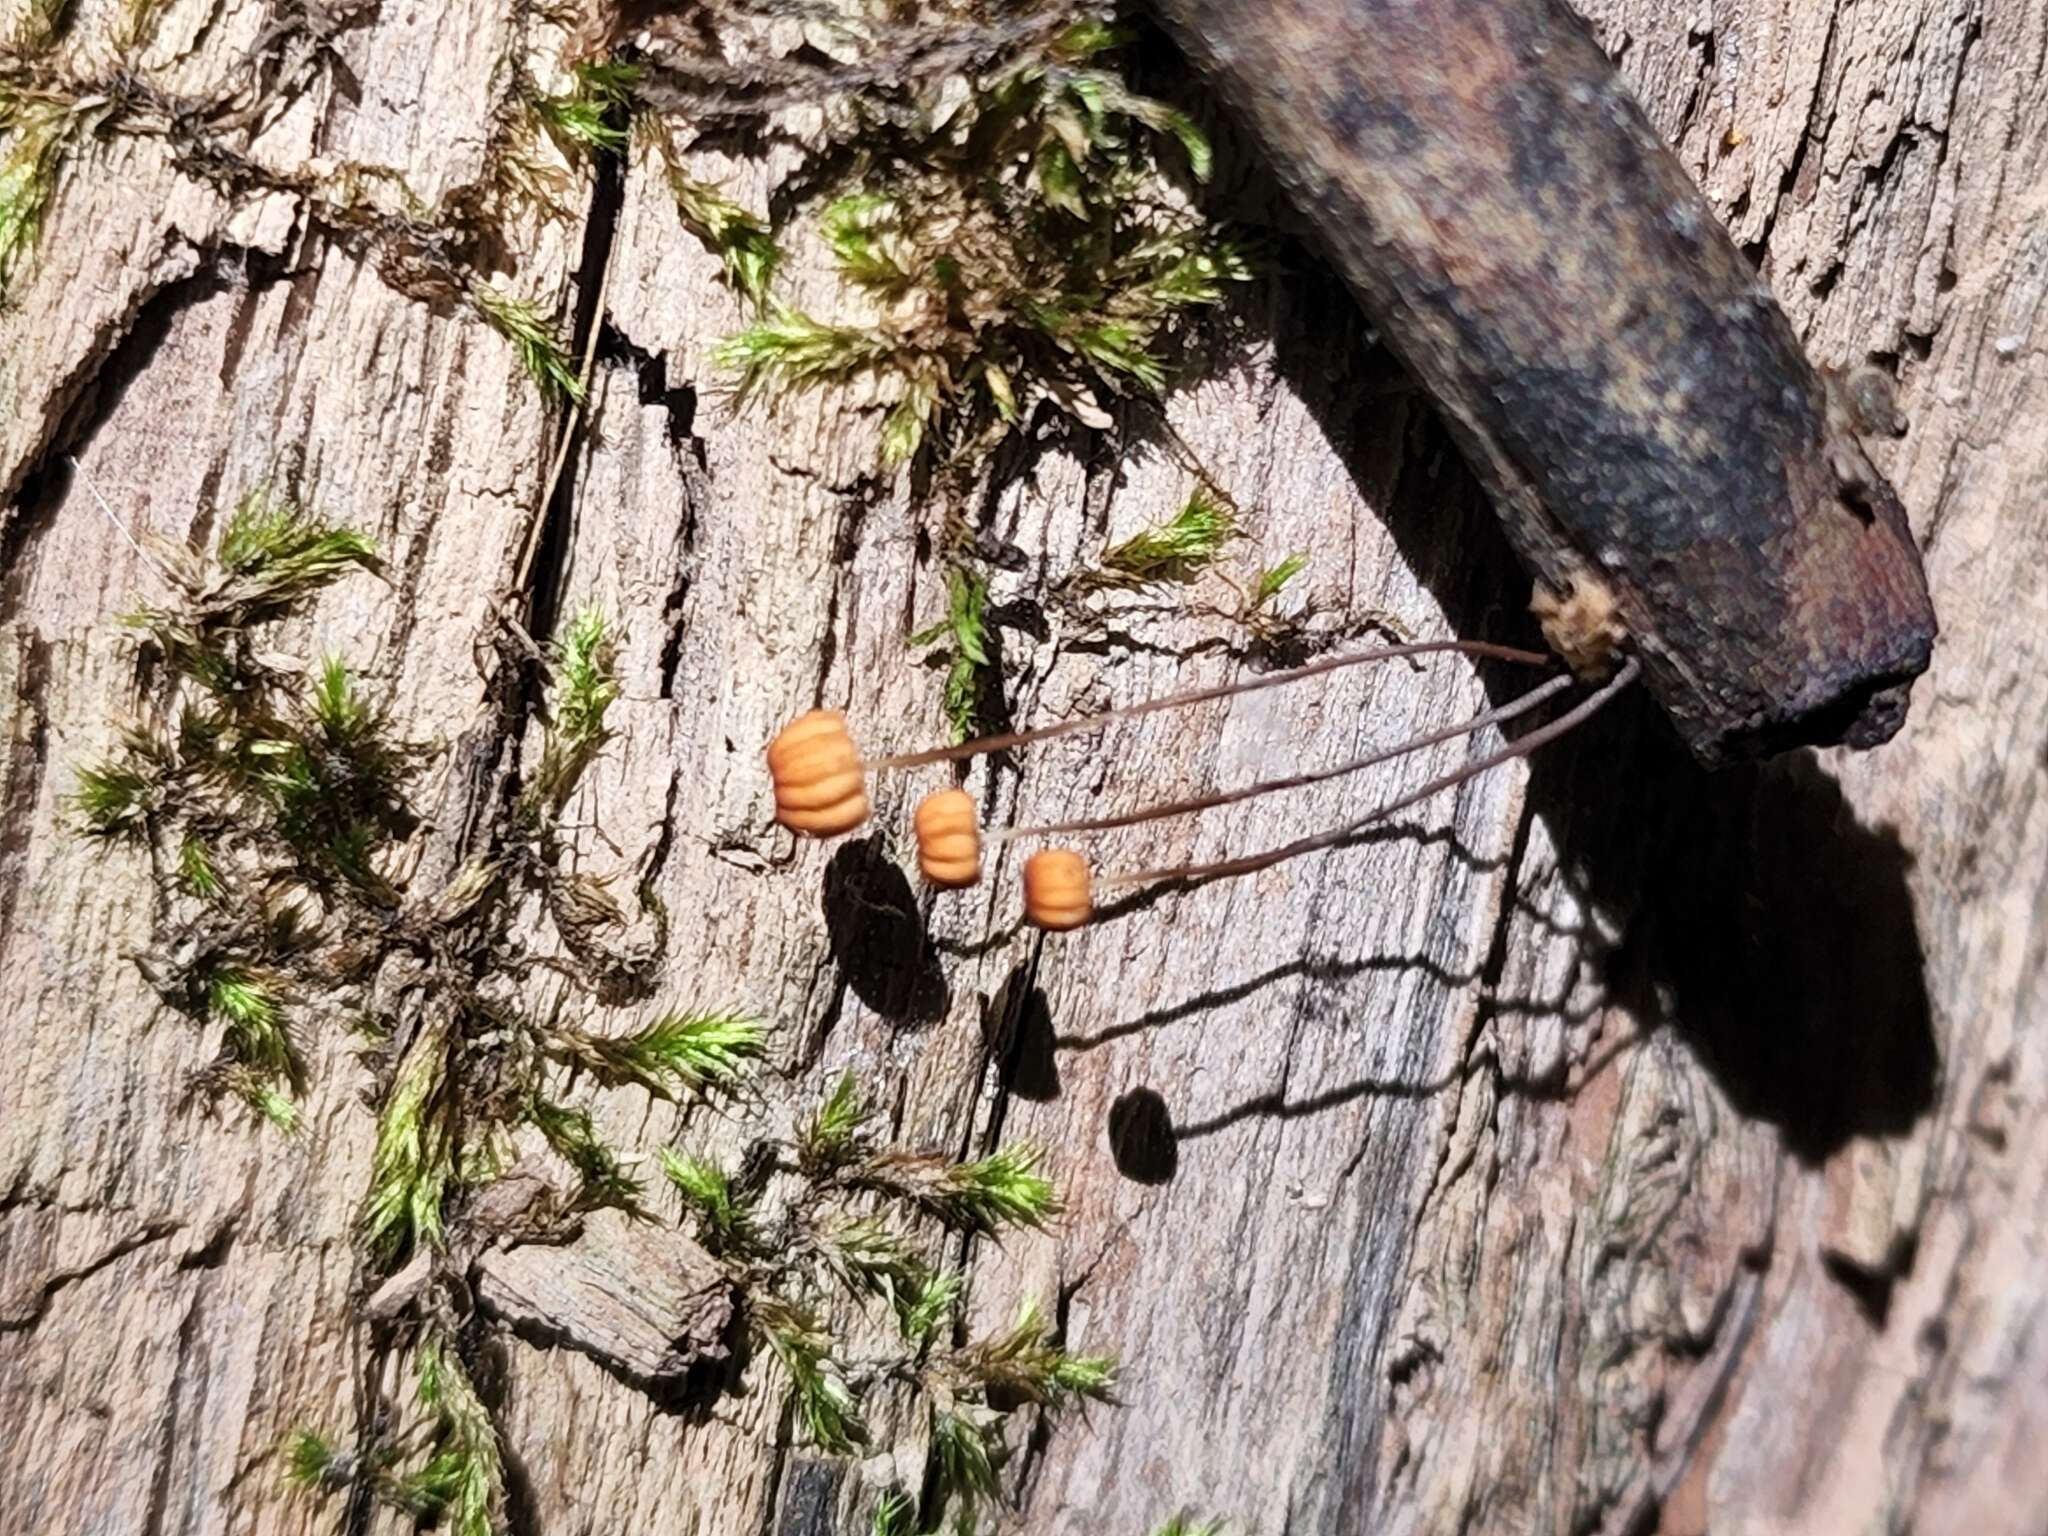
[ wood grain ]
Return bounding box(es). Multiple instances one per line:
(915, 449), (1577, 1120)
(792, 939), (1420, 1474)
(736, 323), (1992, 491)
(1, 1), (2042, 1533)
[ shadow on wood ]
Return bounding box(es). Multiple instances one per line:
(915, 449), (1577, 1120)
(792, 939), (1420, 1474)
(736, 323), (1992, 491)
(981, 960), (1062, 1103)
(821, 837), (949, 1028)
(1574, 724), (1942, 1162)
(1072, 195), (1940, 1169)
(1107, 1086), (1179, 1184)
(1249, 243), (1941, 1164)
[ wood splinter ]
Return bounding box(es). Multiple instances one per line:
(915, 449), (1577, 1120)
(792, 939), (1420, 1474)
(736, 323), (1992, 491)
(1153, 0), (1939, 764)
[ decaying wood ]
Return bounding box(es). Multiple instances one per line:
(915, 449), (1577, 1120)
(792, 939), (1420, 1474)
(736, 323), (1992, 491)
(1, 2), (2043, 1535)
(472, 1209), (735, 1396)
(1153, 0), (1937, 764)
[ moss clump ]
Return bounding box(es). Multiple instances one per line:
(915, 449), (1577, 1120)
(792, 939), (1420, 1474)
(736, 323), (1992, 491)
(72, 490), (393, 1123)
(710, 11), (1250, 474)
(909, 563), (993, 742)
(76, 486), (1117, 1533)
(34, 7), (1241, 1530)
(1092, 485), (1239, 588)
(72, 489), (732, 1532)
(658, 1070), (1111, 1529)
(1, 1), (585, 385)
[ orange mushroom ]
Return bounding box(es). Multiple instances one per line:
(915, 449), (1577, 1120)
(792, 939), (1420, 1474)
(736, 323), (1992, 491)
(766, 710), (870, 836)
(914, 788), (982, 888)
(1023, 848), (1092, 931)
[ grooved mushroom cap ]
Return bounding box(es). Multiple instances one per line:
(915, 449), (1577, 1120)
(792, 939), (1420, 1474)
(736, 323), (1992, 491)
(1023, 848), (1092, 931)
(766, 710), (869, 837)
(914, 787), (982, 888)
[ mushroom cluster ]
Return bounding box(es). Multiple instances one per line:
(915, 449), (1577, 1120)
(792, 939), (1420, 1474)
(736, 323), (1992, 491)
(762, 635), (1629, 935)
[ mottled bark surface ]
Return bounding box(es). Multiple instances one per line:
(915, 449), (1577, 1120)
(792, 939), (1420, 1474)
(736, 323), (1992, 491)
(1, 2), (2042, 1534)
(1153, 0), (1937, 764)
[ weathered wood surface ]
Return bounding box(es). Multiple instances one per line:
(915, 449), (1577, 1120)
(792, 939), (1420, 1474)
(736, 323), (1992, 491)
(1, 2), (2041, 1534)
(471, 1204), (735, 1395)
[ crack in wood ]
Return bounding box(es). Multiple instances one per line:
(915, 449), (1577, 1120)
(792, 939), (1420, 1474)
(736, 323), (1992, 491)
(0, 1219), (183, 1332)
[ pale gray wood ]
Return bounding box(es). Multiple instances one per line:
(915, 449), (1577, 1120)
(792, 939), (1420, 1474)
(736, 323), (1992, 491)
(473, 1206), (734, 1394)
(1, 2), (2042, 1534)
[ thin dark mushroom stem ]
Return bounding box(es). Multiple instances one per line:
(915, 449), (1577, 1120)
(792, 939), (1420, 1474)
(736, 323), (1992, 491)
(864, 639), (1554, 772)
(993, 670), (1577, 844)
(1102, 656), (1642, 890)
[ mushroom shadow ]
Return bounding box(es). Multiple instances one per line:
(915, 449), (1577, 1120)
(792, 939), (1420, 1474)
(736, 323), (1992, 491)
(982, 960), (1061, 1102)
(821, 837), (948, 1027)
(1108, 1086), (1178, 1184)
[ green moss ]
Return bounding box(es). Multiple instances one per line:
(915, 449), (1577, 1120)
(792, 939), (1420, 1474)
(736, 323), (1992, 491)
(70, 759), (153, 837)
(470, 283), (584, 403)
(1095, 487), (1238, 587)
(1250, 551), (1311, 609)
(531, 59), (640, 157)
(532, 1097), (645, 1213)
(518, 606), (621, 823)
(759, 1298), (868, 1453)
(363, 1022), (453, 1260)
(909, 565), (992, 742)
(413, 1331), (505, 1536)
(657, 1147), (756, 1253)
(709, 12), (1251, 472)
(548, 1008), (765, 1100)
(36, 7), (1194, 1526)
(0, 95), (75, 300)
(651, 121), (781, 306)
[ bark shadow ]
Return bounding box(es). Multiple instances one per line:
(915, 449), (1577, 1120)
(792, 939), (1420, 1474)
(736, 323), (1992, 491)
(1245, 254), (1939, 1161)
(821, 837), (949, 1028)
(979, 66), (1939, 1163)
(768, 1456), (847, 1536)
(1537, 713), (1940, 1162)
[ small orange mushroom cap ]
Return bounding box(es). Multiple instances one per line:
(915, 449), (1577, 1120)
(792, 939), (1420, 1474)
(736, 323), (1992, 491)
(766, 710), (870, 837)
(1023, 848), (1092, 931)
(914, 788), (982, 888)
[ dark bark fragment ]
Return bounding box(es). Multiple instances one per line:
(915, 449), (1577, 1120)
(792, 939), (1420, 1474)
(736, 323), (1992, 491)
(1155, 0), (1938, 763)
